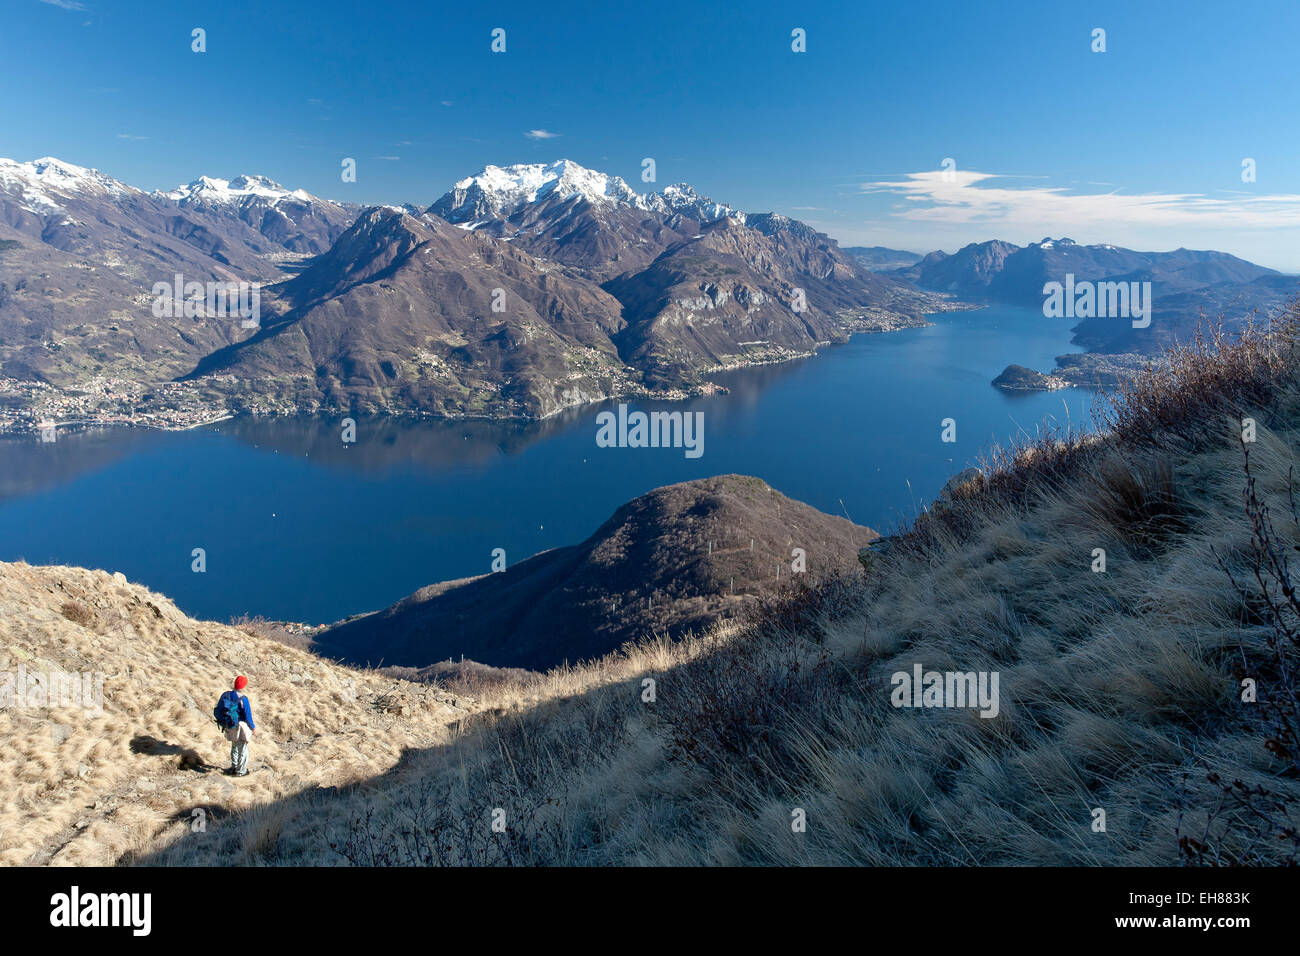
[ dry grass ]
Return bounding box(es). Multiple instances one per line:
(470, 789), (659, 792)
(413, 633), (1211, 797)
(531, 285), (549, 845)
(0, 565), (472, 865)
(11, 304), (1300, 866)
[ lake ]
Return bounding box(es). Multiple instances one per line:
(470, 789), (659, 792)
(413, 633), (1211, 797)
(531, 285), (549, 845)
(0, 305), (1098, 625)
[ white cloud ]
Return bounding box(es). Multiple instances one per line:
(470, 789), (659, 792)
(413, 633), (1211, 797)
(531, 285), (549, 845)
(861, 169), (1300, 232)
(115, 133), (148, 141)
(525, 129), (560, 140)
(845, 168), (1300, 271)
(41, 0), (88, 10)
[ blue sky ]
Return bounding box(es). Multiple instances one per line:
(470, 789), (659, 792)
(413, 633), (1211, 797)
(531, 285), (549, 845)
(5, 0), (1300, 268)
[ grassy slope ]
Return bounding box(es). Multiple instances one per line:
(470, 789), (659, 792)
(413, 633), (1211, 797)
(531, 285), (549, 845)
(9, 307), (1300, 866)
(0, 563), (472, 865)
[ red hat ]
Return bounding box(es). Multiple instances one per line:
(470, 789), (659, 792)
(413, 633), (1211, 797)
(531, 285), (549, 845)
(233, 675), (248, 691)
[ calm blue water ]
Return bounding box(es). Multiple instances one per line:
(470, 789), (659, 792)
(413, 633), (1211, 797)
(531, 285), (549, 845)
(0, 306), (1097, 624)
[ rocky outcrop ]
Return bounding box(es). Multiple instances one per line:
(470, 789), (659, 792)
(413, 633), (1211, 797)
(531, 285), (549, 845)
(992, 364), (1068, 391)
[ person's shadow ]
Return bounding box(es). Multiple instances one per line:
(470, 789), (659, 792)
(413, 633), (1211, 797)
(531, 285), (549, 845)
(129, 735), (217, 773)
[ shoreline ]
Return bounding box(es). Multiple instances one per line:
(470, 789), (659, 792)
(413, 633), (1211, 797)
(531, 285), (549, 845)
(0, 303), (968, 438)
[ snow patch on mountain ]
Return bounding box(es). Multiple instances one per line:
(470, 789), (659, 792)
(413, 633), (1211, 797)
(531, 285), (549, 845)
(0, 156), (138, 215)
(436, 160), (644, 219)
(432, 159), (746, 225)
(158, 173), (331, 207)
(652, 183), (740, 221)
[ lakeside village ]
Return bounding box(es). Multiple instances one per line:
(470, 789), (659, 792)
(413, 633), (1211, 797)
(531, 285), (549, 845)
(0, 371), (725, 438)
(0, 375), (245, 438)
(0, 275), (272, 438)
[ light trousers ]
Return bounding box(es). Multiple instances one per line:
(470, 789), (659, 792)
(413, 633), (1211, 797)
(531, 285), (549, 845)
(224, 721), (253, 774)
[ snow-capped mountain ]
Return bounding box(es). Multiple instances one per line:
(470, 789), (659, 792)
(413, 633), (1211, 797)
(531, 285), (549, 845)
(0, 155), (270, 275)
(0, 153), (938, 416)
(158, 173), (316, 206)
(427, 159), (759, 280)
(0, 158), (285, 385)
(0, 156), (139, 217)
(431, 160), (645, 222)
(0, 156), (357, 386)
(0, 156), (355, 258)
(430, 159), (741, 226)
(156, 173), (357, 255)
(651, 182), (740, 223)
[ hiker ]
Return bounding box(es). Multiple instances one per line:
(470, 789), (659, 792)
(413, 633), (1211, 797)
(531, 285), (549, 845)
(213, 676), (256, 776)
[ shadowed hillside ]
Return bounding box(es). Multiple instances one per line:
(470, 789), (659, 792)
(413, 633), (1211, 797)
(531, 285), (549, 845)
(315, 474), (878, 670)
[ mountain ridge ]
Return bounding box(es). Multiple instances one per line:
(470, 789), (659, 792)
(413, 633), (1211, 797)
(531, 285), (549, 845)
(891, 236), (1291, 353)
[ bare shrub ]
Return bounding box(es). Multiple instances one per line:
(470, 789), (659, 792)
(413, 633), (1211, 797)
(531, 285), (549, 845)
(1194, 443), (1300, 864)
(741, 571), (868, 638)
(1177, 772), (1299, 866)
(1100, 311), (1298, 447)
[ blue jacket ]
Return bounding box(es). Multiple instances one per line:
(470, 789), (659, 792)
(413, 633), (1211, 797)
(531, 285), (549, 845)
(217, 690), (255, 729)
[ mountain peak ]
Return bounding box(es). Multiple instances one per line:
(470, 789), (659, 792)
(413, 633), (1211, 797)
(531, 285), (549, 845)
(158, 173), (317, 205)
(434, 159), (644, 222)
(654, 182), (740, 222)
(0, 156), (135, 199)
(229, 173), (288, 192)
(29, 156), (95, 178)
(430, 159), (751, 227)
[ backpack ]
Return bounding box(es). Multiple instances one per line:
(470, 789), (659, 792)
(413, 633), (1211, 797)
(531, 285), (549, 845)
(214, 691), (242, 729)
